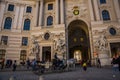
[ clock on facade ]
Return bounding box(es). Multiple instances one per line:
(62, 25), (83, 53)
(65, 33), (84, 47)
(44, 32), (50, 40)
(73, 10), (79, 15)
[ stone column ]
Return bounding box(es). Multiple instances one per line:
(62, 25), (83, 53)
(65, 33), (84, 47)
(60, 0), (64, 24)
(55, 0), (59, 24)
(0, 1), (5, 31)
(93, 0), (100, 21)
(88, 0), (95, 21)
(39, 0), (43, 26)
(66, 28), (69, 60)
(35, 1), (39, 26)
(18, 4), (25, 30)
(113, 0), (120, 22)
(13, 4), (20, 30)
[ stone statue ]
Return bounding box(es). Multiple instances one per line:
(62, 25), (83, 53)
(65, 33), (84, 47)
(55, 38), (65, 52)
(95, 35), (107, 51)
(31, 36), (40, 60)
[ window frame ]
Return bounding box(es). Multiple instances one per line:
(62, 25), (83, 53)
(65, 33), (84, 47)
(23, 19), (30, 30)
(109, 28), (116, 35)
(8, 4), (14, 11)
(4, 17), (12, 29)
(47, 16), (53, 26)
(22, 37), (28, 46)
(48, 4), (53, 10)
(20, 50), (27, 60)
(26, 6), (32, 13)
(100, 0), (106, 4)
(1, 36), (8, 45)
(0, 49), (6, 59)
(102, 10), (110, 21)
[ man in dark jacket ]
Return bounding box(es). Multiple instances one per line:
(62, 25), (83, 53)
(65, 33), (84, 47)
(117, 55), (120, 71)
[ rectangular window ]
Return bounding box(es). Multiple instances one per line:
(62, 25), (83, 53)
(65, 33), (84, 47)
(0, 50), (5, 59)
(22, 37), (28, 46)
(20, 50), (26, 60)
(8, 4), (14, 11)
(48, 4), (53, 10)
(1, 36), (8, 45)
(26, 6), (32, 13)
(100, 0), (106, 4)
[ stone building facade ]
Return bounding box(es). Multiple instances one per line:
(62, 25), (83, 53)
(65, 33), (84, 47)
(0, 0), (120, 65)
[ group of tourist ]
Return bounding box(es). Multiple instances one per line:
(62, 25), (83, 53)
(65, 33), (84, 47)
(0, 53), (120, 72)
(0, 58), (31, 71)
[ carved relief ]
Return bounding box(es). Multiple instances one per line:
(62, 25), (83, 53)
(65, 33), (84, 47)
(95, 35), (108, 51)
(93, 29), (107, 35)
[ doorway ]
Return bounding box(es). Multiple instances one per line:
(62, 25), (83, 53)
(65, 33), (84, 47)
(68, 20), (91, 61)
(42, 46), (51, 61)
(110, 42), (120, 57)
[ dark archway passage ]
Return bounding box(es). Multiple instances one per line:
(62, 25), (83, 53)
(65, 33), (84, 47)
(68, 20), (91, 62)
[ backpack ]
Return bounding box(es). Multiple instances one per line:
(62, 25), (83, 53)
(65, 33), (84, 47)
(83, 63), (87, 67)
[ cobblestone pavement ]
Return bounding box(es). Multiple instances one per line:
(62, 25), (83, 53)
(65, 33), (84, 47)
(0, 67), (120, 80)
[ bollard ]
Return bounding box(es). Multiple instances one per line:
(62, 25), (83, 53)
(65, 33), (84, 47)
(39, 76), (44, 80)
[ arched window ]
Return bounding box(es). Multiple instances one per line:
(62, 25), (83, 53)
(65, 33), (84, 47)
(102, 10), (110, 21)
(4, 17), (12, 29)
(20, 50), (27, 60)
(23, 19), (30, 30)
(100, 0), (106, 4)
(47, 16), (53, 26)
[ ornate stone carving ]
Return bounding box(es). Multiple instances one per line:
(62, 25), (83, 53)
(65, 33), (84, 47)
(95, 35), (108, 51)
(55, 38), (66, 53)
(30, 35), (40, 60)
(93, 29), (106, 35)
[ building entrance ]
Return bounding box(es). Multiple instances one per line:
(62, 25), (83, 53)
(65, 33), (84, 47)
(110, 42), (120, 57)
(68, 20), (91, 62)
(42, 46), (51, 61)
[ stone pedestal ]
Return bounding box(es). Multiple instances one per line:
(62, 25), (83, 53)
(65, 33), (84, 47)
(98, 50), (111, 66)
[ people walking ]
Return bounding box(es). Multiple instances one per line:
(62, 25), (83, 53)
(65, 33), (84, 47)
(111, 56), (118, 71)
(54, 53), (59, 60)
(31, 59), (36, 71)
(1, 58), (5, 70)
(12, 60), (17, 71)
(82, 60), (87, 71)
(116, 55), (120, 71)
(26, 58), (30, 69)
(97, 58), (101, 68)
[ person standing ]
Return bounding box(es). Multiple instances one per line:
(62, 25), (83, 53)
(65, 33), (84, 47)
(82, 60), (87, 71)
(111, 56), (118, 71)
(31, 59), (36, 71)
(12, 60), (17, 71)
(1, 58), (5, 70)
(54, 53), (58, 60)
(97, 58), (101, 68)
(116, 55), (120, 71)
(26, 58), (30, 69)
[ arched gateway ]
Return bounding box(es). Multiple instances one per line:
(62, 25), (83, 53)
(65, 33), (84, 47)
(67, 20), (91, 62)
